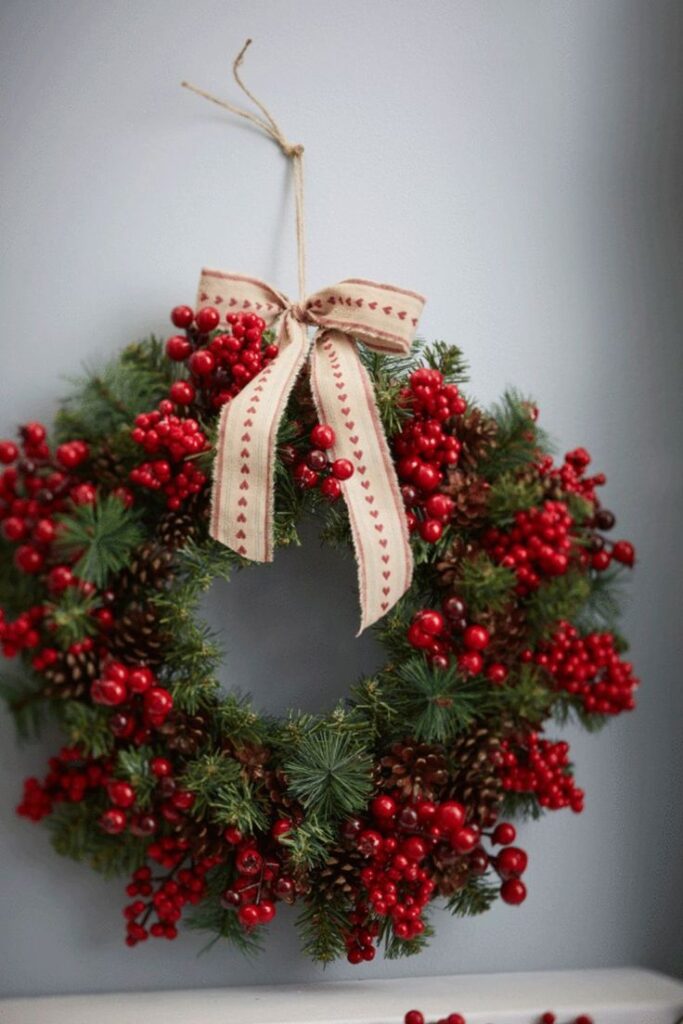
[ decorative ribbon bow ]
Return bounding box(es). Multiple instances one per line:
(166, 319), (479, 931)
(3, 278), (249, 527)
(197, 268), (425, 633)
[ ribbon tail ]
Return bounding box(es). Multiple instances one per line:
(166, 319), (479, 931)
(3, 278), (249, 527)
(310, 331), (414, 634)
(210, 317), (309, 561)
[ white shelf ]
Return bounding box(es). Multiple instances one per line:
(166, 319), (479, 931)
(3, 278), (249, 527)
(1, 967), (682, 1024)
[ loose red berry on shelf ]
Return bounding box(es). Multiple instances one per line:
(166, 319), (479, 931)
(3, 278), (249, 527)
(447, 1015), (466, 1024)
(188, 349), (216, 376)
(612, 540), (635, 566)
(310, 424), (335, 449)
(540, 1014), (557, 1024)
(463, 625), (490, 651)
(195, 306), (220, 333)
(331, 458), (354, 481)
(500, 878), (527, 905)
(404, 1012), (425, 1024)
(574, 1016), (594, 1024)
(169, 380), (196, 405)
(170, 305), (194, 329)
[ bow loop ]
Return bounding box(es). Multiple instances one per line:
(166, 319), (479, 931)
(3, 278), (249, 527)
(197, 268), (425, 632)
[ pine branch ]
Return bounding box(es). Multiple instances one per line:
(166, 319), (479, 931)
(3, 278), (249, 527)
(526, 570), (591, 642)
(455, 552), (516, 617)
(45, 588), (101, 649)
(0, 537), (43, 614)
(284, 728), (373, 823)
(116, 746), (157, 808)
(47, 801), (147, 877)
(389, 659), (496, 744)
(446, 875), (498, 917)
(487, 471), (544, 525)
(180, 751), (242, 819)
(296, 892), (349, 964)
(378, 913), (434, 959)
(279, 815), (336, 870)
(500, 791), (543, 820)
(57, 701), (115, 757)
(499, 664), (553, 726)
(479, 389), (551, 480)
(215, 693), (269, 748)
(55, 495), (144, 588)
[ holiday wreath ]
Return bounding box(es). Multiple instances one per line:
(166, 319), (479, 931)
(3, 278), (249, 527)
(0, 43), (637, 967)
(1, 283), (637, 963)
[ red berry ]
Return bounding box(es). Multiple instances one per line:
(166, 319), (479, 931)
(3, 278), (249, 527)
(320, 476), (342, 501)
(591, 549), (611, 571)
(165, 335), (193, 361)
(128, 667), (154, 693)
(150, 757), (172, 778)
(415, 609), (445, 636)
(419, 518), (443, 543)
(434, 801), (466, 833)
(425, 493), (454, 520)
(2, 516), (26, 541)
(169, 380), (195, 405)
(237, 904), (260, 928)
(195, 306), (220, 333)
(492, 823), (516, 845)
(33, 518), (56, 544)
(15, 545), (44, 574)
(414, 463), (440, 491)
(612, 540), (635, 566)
(463, 625), (490, 651)
(108, 781), (136, 808)
(0, 440), (19, 464)
(271, 818), (292, 838)
(371, 795), (397, 820)
(497, 846), (528, 878)
(91, 677), (127, 706)
(22, 422), (46, 446)
(56, 442), (89, 469)
(404, 1012), (425, 1024)
(310, 424), (335, 449)
(170, 305), (194, 329)
(48, 565), (73, 592)
(188, 349), (216, 376)
(486, 663), (508, 685)
(447, 1016), (466, 1024)
(500, 878), (527, 905)
(450, 826), (479, 853)
(540, 1014), (557, 1024)
(256, 900), (276, 924)
(144, 687), (173, 718)
(574, 1016), (594, 1024)
(331, 458), (354, 481)
(99, 808), (127, 834)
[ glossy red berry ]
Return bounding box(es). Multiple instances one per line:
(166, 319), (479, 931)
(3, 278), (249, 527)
(591, 549), (611, 571)
(434, 801), (466, 833)
(463, 625), (490, 651)
(237, 904), (260, 928)
(150, 757), (173, 778)
(143, 687), (173, 718)
(425, 493), (454, 520)
(320, 476), (342, 501)
(486, 663), (508, 685)
(450, 826), (479, 853)
(195, 306), (220, 333)
(415, 609), (445, 636)
(419, 518), (443, 543)
(108, 781), (136, 808)
(0, 440), (19, 464)
(404, 1012), (425, 1024)
(492, 822), (516, 846)
(99, 808), (127, 834)
(165, 335), (193, 361)
(310, 424), (335, 449)
(188, 349), (216, 376)
(540, 1014), (557, 1024)
(256, 900), (276, 924)
(15, 546), (44, 574)
(612, 540), (635, 566)
(497, 846), (528, 878)
(500, 878), (527, 905)
(331, 458), (354, 481)
(169, 380), (195, 405)
(371, 795), (397, 820)
(170, 305), (194, 328)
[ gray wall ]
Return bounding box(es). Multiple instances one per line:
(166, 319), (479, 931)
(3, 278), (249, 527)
(0, 0), (681, 999)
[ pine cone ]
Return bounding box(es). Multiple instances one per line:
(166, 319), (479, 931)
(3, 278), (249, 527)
(316, 845), (365, 902)
(378, 740), (449, 801)
(430, 845), (471, 897)
(476, 603), (528, 661)
(177, 818), (224, 861)
(117, 541), (175, 598)
(446, 727), (505, 828)
(435, 537), (477, 589)
(440, 469), (490, 527)
(451, 409), (498, 471)
(231, 743), (271, 782)
(90, 445), (127, 487)
(42, 646), (100, 700)
(262, 767), (304, 821)
(109, 602), (167, 667)
(155, 510), (200, 550)
(159, 710), (210, 756)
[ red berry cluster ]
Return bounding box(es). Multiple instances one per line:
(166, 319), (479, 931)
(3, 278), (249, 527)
(534, 622), (638, 716)
(123, 842), (220, 946)
(91, 661), (173, 728)
(130, 401), (208, 510)
(499, 734), (584, 813)
(406, 606), (508, 682)
(394, 368), (466, 543)
(16, 746), (109, 822)
(342, 794), (526, 964)
(0, 423), (97, 577)
(220, 823), (297, 930)
(280, 423), (354, 499)
(483, 500), (576, 594)
(166, 305), (279, 410)
(539, 447), (605, 505)
(0, 605), (44, 658)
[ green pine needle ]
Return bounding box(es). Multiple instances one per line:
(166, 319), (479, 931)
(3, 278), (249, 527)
(56, 495), (144, 588)
(45, 588), (101, 649)
(284, 728), (373, 822)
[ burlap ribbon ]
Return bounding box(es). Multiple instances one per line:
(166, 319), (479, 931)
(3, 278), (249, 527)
(197, 268), (425, 632)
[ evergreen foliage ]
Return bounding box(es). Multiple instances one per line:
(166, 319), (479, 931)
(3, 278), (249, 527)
(56, 496), (144, 588)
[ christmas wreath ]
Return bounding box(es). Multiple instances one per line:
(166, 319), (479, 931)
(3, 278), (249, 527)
(0, 281), (637, 965)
